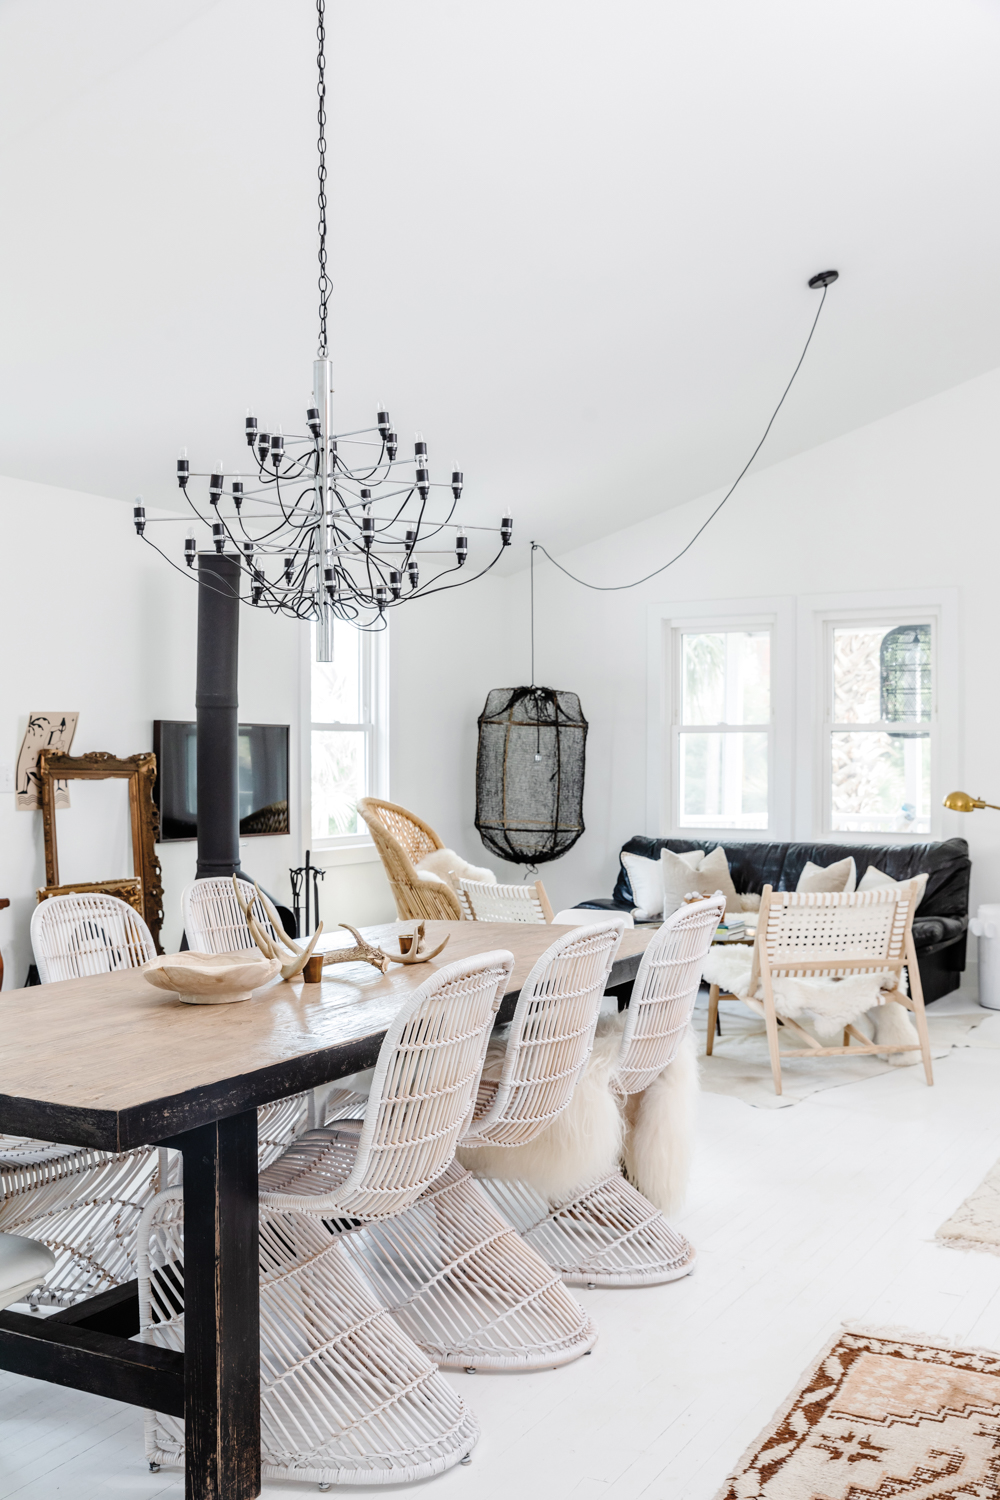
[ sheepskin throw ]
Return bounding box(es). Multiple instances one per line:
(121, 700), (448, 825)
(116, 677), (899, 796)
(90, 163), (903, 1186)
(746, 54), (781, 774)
(414, 847), (496, 894)
(702, 945), (919, 1047)
(458, 1013), (698, 1215)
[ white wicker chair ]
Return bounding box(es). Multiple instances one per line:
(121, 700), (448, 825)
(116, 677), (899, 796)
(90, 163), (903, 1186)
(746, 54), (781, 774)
(460, 878), (555, 924)
(181, 877), (312, 1163)
(138, 950), (513, 1485)
(4, 894), (164, 1306)
(476, 895), (725, 1288)
(31, 891), (156, 981)
(339, 920), (626, 1372)
(181, 877), (275, 955)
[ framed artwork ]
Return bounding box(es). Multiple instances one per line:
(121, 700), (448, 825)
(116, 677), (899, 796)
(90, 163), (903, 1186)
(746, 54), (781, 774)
(16, 712), (79, 811)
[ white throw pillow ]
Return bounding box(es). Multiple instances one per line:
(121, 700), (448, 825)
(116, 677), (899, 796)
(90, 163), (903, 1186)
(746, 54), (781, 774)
(796, 856), (857, 894)
(857, 865), (929, 908)
(623, 848), (705, 919)
(661, 844), (739, 917)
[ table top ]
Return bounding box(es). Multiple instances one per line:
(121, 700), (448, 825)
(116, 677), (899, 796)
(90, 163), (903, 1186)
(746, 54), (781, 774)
(0, 920), (651, 1152)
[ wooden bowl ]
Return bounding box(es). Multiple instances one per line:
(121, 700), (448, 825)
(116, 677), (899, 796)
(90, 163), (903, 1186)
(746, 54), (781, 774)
(141, 951), (282, 1005)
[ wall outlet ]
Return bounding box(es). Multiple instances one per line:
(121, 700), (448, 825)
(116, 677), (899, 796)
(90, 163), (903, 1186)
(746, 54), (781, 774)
(0, 764), (13, 793)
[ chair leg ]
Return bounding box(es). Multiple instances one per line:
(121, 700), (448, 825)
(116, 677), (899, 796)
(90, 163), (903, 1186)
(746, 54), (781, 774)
(906, 936), (934, 1086)
(761, 976), (782, 1096)
(706, 985), (720, 1056)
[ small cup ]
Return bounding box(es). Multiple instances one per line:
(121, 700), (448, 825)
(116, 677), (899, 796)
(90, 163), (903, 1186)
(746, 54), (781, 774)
(303, 953), (325, 984)
(398, 933), (414, 955)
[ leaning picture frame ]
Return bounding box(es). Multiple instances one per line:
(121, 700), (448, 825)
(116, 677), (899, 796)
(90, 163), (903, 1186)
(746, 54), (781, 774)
(36, 749), (165, 953)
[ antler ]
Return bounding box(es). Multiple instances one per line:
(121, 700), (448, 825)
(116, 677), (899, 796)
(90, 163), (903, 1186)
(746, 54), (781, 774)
(232, 875), (323, 981)
(320, 921), (451, 972)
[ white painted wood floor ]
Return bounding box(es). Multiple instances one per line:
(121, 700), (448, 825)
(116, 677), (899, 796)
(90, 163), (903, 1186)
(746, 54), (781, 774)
(4, 990), (1000, 1500)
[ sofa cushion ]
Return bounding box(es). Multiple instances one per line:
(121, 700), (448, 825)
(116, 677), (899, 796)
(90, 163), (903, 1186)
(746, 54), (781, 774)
(611, 836), (970, 921)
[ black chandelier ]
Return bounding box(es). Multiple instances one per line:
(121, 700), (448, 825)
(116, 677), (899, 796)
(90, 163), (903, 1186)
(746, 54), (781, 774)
(134, 0), (512, 660)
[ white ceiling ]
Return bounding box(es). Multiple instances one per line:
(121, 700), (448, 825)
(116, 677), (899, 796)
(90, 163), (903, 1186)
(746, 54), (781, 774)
(2, 0), (1000, 569)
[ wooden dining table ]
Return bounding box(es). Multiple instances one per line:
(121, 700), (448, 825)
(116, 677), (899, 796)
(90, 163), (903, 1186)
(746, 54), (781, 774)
(0, 917), (650, 1500)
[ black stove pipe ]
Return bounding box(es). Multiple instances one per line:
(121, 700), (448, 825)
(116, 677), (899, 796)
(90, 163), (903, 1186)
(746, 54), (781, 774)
(195, 552), (244, 881)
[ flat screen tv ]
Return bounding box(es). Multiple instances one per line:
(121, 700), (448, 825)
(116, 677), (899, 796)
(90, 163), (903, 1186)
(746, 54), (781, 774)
(153, 721), (290, 842)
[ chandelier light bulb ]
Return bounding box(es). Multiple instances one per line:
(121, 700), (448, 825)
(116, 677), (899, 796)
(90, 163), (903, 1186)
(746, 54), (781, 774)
(212, 521), (225, 554)
(501, 514), (514, 546)
(451, 466), (463, 500)
(133, 499), (146, 535)
(232, 476), (243, 510)
(408, 560), (419, 590)
(177, 451), (189, 488)
(184, 532), (197, 567)
(455, 531), (468, 566)
(245, 410), (257, 446)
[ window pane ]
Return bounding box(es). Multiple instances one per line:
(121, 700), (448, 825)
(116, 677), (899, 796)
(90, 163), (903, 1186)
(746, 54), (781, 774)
(832, 629), (883, 723)
(679, 731), (768, 829)
(312, 620), (362, 724)
(682, 631), (769, 725)
(832, 624), (931, 725)
(311, 730), (366, 837)
(830, 731), (930, 833)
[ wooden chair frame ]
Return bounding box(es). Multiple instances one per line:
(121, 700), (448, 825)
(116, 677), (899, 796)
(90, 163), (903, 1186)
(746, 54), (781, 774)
(706, 882), (933, 1096)
(38, 750), (164, 953)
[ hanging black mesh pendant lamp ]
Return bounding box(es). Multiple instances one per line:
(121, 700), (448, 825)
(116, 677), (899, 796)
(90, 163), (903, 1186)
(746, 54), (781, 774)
(475, 687), (588, 865)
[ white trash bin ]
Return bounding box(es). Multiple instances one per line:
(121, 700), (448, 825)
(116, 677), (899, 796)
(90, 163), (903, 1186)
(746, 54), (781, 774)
(970, 904), (1000, 1010)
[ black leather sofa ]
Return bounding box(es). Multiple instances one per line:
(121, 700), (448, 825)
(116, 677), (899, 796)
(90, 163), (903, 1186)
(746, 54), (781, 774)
(579, 836), (971, 1004)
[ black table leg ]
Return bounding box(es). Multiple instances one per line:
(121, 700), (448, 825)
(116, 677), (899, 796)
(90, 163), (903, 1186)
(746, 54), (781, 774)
(175, 1110), (261, 1500)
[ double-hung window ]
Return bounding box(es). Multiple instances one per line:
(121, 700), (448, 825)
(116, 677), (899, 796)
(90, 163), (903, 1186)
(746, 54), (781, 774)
(310, 620), (387, 842)
(672, 626), (771, 831)
(825, 619), (934, 835)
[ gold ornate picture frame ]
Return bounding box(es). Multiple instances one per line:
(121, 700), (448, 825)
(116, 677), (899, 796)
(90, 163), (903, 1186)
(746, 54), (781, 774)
(37, 750), (164, 953)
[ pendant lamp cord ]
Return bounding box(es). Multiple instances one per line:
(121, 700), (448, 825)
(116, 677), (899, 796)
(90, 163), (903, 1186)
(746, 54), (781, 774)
(530, 541), (536, 686)
(532, 281), (831, 592)
(316, 0), (330, 359)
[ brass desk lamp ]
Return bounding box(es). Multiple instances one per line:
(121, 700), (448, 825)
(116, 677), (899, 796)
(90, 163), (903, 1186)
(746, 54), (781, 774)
(943, 791), (1000, 813)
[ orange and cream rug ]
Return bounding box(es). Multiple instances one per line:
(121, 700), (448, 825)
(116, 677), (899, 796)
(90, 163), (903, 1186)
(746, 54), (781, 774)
(716, 1329), (1000, 1498)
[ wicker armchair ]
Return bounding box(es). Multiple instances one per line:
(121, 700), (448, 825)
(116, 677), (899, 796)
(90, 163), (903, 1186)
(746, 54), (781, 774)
(358, 796), (464, 920)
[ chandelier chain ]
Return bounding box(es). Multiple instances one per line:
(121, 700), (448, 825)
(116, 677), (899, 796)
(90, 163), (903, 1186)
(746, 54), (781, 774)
(316, 0), (330, 359)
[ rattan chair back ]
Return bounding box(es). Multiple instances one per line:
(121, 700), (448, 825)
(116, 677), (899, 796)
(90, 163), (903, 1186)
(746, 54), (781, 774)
(259, 949), (514, 1218)
(459, 878), (555, 924)
(461, 919), (626, 1149)
(181, 877), (276, 954)
(614, 893), (725, 1095)
(358, 796), (464, 920)
(30, 892), (156, 983)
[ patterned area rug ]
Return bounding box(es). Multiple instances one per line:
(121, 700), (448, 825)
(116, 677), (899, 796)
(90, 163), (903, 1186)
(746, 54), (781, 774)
(938, 1160), (1000, 1255)
(716, 1329), (1000, 1498)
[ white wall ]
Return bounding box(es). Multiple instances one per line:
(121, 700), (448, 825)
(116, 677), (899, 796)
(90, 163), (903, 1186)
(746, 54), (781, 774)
(0, 475), (302, 986)
(386, 365), (1000, 933)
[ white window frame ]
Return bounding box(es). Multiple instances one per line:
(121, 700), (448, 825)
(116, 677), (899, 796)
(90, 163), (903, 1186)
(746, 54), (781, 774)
(302, 622), (390, 854)
(795, 588), (959, 844)
(647, 595), (795, 840)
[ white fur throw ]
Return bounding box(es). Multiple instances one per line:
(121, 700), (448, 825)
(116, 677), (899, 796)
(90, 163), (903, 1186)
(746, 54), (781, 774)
(415, 847), (496, 894)
(702, 946), (919, 1048)
(457, 1013), (698, 1215)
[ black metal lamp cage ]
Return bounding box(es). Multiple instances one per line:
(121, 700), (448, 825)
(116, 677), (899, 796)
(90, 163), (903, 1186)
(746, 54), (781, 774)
(475, 687), (588, 866)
